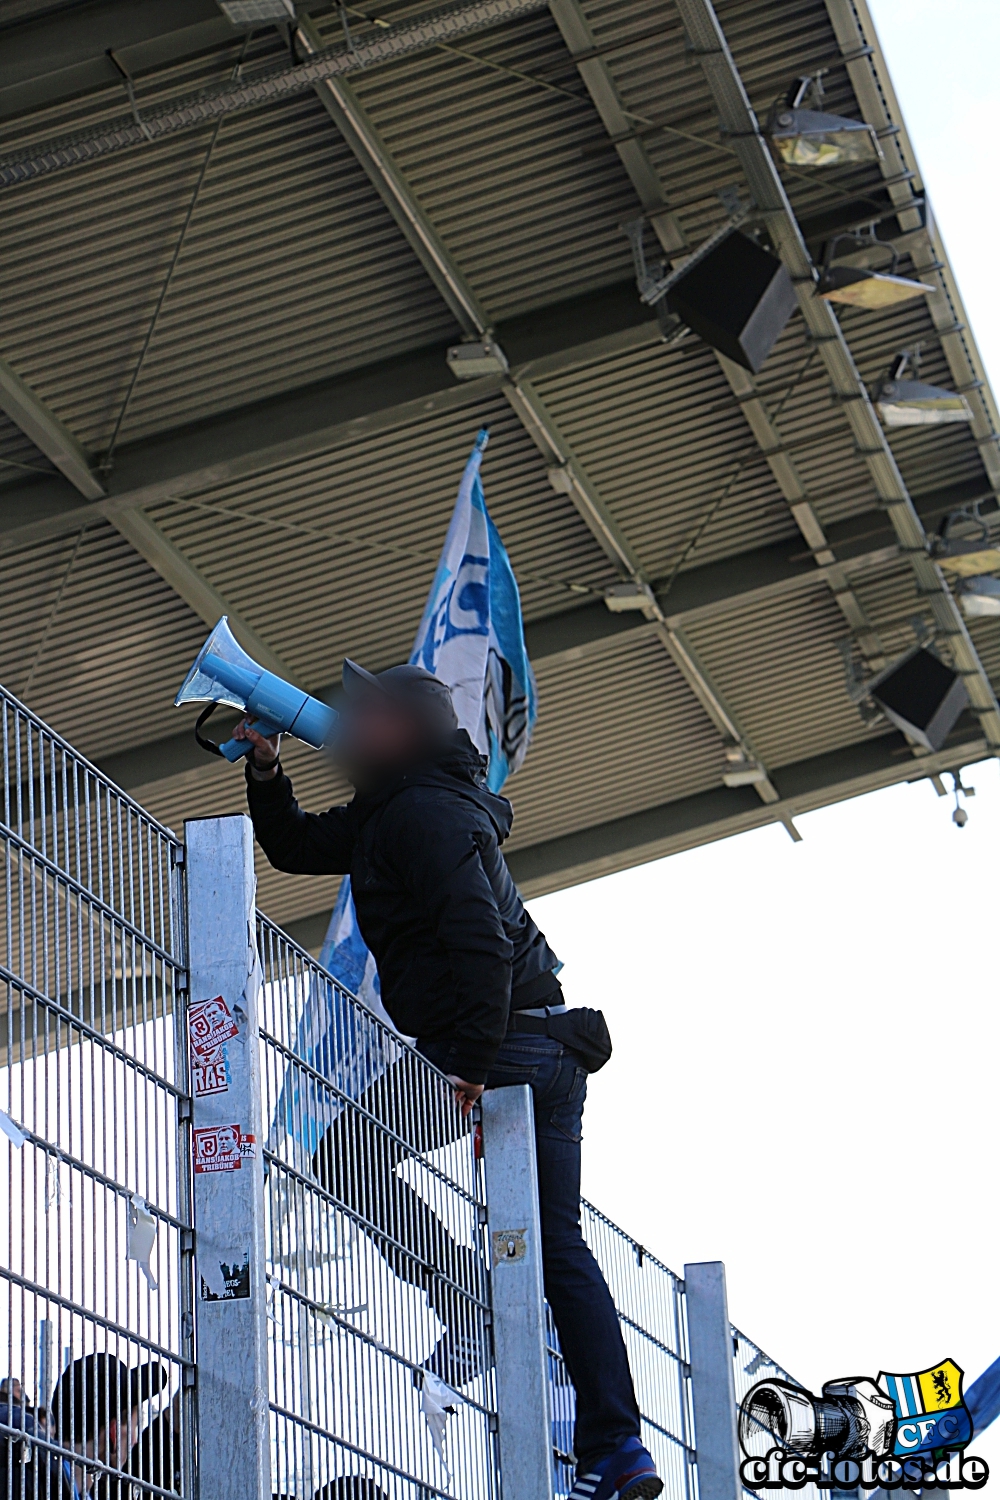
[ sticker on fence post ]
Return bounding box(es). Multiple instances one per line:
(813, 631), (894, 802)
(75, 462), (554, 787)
(492, 1228), (527, 1264)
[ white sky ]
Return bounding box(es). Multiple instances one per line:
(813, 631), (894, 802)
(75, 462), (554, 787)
(530, 0), (1000, 1465)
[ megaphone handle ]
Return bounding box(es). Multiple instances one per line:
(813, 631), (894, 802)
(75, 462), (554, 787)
(217, 716), (282, 763)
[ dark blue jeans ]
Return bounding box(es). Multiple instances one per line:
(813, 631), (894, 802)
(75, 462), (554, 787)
(422, 1031), (641, 1469)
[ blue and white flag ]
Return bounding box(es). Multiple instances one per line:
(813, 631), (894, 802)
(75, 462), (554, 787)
(410, 427), (536, 792)
(272, 429), (536, 1156)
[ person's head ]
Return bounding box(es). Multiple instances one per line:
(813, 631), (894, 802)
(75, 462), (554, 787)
(333, 661), (458, 786)
(0, 1377), (23, 1406)
(313, 1478), (390, 1500)
(53, 1354), (166, 1473)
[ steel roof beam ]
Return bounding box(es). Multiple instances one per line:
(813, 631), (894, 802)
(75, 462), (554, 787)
(504, 376), (792, 823)
(0, 360), (290, 677)
(824, 0), (1000, 497)
(714, 353), (884, 667)
(277, 726), (989, 943)
(672, 0), (1000, 753)
(92, 483), (979, 796)
(0, 280), (662, 553)
(0, 359), (105, 501)
(544, 0), (883, 670)
(297, 15), (488, 336)
(547, 0), (687, 255)
(111, 507), (292, 678)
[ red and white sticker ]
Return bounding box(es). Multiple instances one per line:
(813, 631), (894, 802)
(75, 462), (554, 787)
(188, 996), (239, 1058)
(192, 1124), (256, 1173)
(193, 1123), (242, 1173)
(192, 1045), (230, 1098)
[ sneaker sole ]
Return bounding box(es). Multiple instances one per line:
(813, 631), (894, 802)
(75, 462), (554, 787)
(620, 1477), (664, 1500)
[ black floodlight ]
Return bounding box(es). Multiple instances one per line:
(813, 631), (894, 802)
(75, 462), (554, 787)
(663, 230), (797, 373)
(624, 211), (796, 371)
(874, 352), (972, 427)
(869, 647), (968, 752)
(817, 229), (935, 309)
(958, 576), (1000, 619)
(931, 509), (1000, 577)
(768, 74), (883, 168)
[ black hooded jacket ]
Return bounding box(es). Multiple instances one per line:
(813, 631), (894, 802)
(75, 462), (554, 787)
(245, 731), (560, 1080)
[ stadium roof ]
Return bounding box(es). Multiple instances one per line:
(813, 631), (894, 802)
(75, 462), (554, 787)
(1, 0), (998, 947)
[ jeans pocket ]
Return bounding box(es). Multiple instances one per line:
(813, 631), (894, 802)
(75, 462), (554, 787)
(548, 1064), (588, 1142)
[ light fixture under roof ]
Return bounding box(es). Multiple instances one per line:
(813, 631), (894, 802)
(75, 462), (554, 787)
(957, 576), (1000, 619)
(931, 508), (1000, 577)
(874, 350), (972, 427)
(768, 74), (883, 168)
(816, 228), (935, 308)
(446, 339), (509, 380)
(218, 0), (295, 25)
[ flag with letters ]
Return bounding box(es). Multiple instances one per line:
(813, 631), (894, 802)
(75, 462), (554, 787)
(273, 429), (536, 1155)
(879, 1361), (972, 1457)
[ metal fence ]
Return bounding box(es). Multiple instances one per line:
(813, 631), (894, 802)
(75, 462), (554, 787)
(0, 687), (193, 1497)
(547, 1208), (695, 1500)
(0, 681), (815, 1500)
(256, 915), (498, 1500)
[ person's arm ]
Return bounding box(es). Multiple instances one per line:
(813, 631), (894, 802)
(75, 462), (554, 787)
(384, 796), (513, 1085)
(239, 721), (355, 874)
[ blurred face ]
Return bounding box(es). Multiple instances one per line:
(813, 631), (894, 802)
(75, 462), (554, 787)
(333, 695), (430, 784)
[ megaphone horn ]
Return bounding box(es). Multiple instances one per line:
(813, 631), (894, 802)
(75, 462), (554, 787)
(175, 617), (336, 762)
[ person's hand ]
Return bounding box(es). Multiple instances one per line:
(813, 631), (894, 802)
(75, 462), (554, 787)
(234, 717), (281, 774)
(447, 1076), (484, 1119)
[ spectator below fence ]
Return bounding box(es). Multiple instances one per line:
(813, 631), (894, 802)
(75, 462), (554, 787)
(44, 1353), (167, 1498)
(0, 1379), (41, 1499)
(241, 661), (663, 1500)
(313, 1478), (390, 1500)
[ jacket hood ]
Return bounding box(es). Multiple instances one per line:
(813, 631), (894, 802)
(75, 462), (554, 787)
(412, 729), (513, 841)
(354, 729), (513, 841)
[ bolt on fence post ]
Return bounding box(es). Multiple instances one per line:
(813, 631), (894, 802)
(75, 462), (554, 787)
(480, 1084), (555, 1500)
(684, 1261), (741, 1500)
(185, 815), (269, 1500)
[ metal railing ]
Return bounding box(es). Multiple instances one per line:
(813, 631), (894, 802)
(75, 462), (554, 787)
(257, 915), (498, 1500)
(0, 688), (193, 1496)
(547, 1206), (695, 1500)
(0, 682), (816, 1500)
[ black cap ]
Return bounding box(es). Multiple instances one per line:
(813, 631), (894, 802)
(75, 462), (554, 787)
(53, 1354), (168, 1441)
(342, 660), (458, 734)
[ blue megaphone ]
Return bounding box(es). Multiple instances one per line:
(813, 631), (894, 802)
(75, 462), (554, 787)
(175, 617), (337, 762)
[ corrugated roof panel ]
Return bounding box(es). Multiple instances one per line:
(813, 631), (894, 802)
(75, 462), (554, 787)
(502, 628), (725, 849)
(0, 521), (207, 760)
(1, 50), (457, 450)
(685, 586), (885, 768)
(147, 396), (620, 685)
(133, 624), (727, 917)
(348, 8), (642, 319)
(533, 338), (801, 578)
(0, 410), (56, 491)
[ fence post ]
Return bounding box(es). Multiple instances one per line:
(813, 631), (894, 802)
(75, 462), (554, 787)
(684, 1261), (741, 1500)
(481, 1084), (555, 1500)
(185, 815), (269, 1500)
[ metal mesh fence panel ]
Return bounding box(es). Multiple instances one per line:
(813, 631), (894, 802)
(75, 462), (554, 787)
(732, 1331), (821, 1500)
(0, 688), (193, 1498)
(547, 1202), (696, 1500)
(256, 915), (499, 1500)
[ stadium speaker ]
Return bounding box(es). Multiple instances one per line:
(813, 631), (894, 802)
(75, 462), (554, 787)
(665, 230), (797, 372)
(175, 616), (336, 762)
(870, 647), (968, 752)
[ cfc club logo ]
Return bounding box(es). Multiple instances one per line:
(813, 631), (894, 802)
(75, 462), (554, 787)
(739, 1360), (988, 1490)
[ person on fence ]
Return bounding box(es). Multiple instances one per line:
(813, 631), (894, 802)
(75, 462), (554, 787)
(239, 661), (663, 1500)
(42, 1354), (166, 1498)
